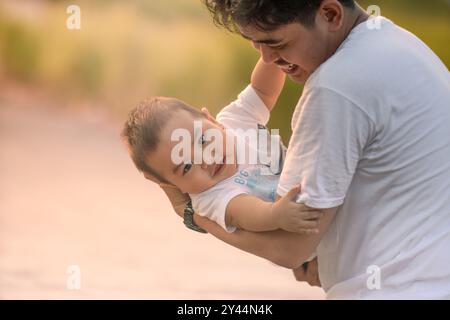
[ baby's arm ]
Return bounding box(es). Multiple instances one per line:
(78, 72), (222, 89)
(251, 58), (286, 111)
(225, 187), (322, 233)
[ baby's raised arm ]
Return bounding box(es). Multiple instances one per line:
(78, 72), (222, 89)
(225, 187), (322, 234)
(250, 58), (286, 111)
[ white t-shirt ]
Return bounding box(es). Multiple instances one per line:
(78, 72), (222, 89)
(277, 17), (450, 299)
(190, 85), (286, 232)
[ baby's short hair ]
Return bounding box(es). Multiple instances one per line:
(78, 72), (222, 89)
(121, 97), (204, 183)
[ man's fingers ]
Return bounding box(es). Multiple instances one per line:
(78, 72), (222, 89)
(307, 258), (322, 287)
(286, 186), (301, 201)
(293, 264), (308, 282)
(159, 184), (190, 218)
(293, 258), (322, 287)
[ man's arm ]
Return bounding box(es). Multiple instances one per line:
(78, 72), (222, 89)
(157, 182), (335, 269)
(251, 58), (285, 111)
(195, 206), (337, 269)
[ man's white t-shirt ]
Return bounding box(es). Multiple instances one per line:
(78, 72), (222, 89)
(277, 17), (450, 299)
(190, 85), (286, 232)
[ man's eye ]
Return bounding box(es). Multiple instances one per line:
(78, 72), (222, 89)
(183, 164), (192, 175)
(270, 43), (286, 50)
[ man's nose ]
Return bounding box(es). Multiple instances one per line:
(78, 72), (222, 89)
(259, 44), (279, 64)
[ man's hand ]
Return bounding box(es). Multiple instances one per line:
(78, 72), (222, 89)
(158, 179), (207, 233)
(143, 172), (189, 219)
(159, 183), (190, 218)
(293, 257), (321, 287)
(272, 186), (323, 234)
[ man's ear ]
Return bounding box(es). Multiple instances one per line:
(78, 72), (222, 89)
(201, 107), (224, 129)
(317, 0), (345, 32)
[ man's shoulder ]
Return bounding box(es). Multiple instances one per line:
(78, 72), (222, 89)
(306, 17), (434, 95)
(307, 19), (389, 80)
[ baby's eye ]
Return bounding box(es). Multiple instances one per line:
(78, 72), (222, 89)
(269, 43), (286, 50)
(198, 134), (206, 145)
(183, 163), (192, 175)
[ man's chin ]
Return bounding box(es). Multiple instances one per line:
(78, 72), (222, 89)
(287, 68), (310, 84)
(288, 73), (308, 84)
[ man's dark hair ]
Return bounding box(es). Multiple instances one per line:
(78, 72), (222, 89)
(203, 0), (355, 31)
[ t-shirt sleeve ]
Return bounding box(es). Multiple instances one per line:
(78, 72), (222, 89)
(277, 86), (376, 208)
(216, 84), (270, 130)
(190, 185), (248, 233)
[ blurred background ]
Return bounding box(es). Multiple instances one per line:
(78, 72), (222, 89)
(0, 0), (448, 299)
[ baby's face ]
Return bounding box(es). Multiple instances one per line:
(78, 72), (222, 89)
(146, 109), (238, 194)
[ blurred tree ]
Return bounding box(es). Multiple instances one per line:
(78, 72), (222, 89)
(0, 20), (40, 82)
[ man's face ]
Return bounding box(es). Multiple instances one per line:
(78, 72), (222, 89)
(146, 109), (237, 194)
(240, 19), (336, 83)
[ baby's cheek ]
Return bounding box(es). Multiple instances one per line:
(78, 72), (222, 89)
(187, 173), (209, 194)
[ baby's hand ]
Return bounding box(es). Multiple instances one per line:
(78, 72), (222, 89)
(271, 186), (323, 234)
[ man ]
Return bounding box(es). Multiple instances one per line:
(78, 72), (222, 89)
(159, 0), (450, 299)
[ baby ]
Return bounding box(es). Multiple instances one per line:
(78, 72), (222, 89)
(122, 59), (322, 234)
